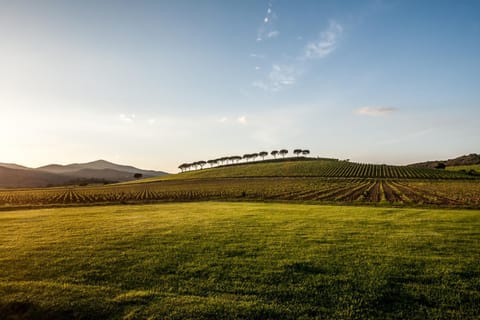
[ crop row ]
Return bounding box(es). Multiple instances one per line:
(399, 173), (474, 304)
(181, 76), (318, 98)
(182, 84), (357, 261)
(0, 178), (478, 208)
(172, 160), (473, 180)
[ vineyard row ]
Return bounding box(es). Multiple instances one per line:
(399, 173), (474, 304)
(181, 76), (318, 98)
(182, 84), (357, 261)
(0, 178), (478, 208)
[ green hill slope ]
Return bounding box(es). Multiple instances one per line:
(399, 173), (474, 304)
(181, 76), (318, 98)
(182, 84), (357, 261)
(131, 159), (471, 184)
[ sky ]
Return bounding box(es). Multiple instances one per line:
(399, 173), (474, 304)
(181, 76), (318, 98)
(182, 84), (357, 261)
(1, 0), (479, 172)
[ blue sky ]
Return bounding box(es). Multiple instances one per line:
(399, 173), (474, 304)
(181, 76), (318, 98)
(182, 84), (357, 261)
(1, 0), (479, 172)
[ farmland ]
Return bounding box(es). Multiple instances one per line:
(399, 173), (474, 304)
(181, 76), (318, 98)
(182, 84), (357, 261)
(447, 164), (480, 173)
(1, 159), (479, 209)
(1, 202), (479, 319)
(2, 178), (480, 209)
(142, 158), (473, 182)
(1, 158), (479, 319)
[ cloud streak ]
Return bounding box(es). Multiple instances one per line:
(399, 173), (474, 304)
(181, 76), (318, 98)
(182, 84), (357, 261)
(237, 116), (247, 124)
(252, 64), (299, 92)
(356, 106), (397, 116)
(304, 20), (343, 59)
(253, 20), (343, 92)
(257, 2), (279, 41)
(119, 113), (135, 123)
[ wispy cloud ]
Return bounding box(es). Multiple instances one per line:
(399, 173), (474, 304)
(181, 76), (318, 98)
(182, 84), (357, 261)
(304, 20), (343, 59)
(356, 106), (397, 116)
(119, 113), (135, 123)
(217, 116), (248, 125)
(266, 30), (279, 39)
(257, 2), (279, 41)
(253, 20), (343, 92)
(252, 64), (299, 92)
(237, 115), (248, 125)
(249, 53), (265, 58)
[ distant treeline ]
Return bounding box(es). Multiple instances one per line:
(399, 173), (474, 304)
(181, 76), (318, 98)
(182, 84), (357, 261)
(178, 149), (310, 172)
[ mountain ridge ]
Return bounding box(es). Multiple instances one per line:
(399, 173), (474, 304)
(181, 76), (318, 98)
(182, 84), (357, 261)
(0, 160), (168, 188)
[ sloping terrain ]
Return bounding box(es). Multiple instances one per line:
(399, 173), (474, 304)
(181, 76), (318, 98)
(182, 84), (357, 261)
(0, 166), (71, 188)
(136, 158), (471, 183)
(0, 160), (168, 188)
(38, 159), (167, 177)
(409, 153), (480, 169)
(0, 163), (32, 170)
(1, 203), (479, 319)
(64, 168), (149, 181)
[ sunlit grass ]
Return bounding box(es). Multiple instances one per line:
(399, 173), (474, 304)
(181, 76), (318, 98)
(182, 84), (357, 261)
(1, 202), (479, 319)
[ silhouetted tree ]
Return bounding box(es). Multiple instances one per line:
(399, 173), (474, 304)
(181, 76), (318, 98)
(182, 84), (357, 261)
(207, 159), (217, 168)
(293, 149), (302, 157)
(435, 162), (446, 169)
(279, 149), (288, 158)
(134, 173), (143, 179)
(178, 163), (189, 172)
(232, 156), (242, 163)
(243, 154), (251, 162)
(302, 150), (310, 156)
(198, 161), (207, 169)
(251, 153), (259, 161)
(271, 150), (279, 159)
(259, 151), (268, 160)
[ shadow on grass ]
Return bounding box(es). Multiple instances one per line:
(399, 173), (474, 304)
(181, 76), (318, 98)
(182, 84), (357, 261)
(0, 301), (108, 320)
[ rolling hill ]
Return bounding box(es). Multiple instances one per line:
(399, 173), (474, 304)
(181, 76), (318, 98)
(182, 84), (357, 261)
(0, 166), (71, 188)
(0, 163), (32, 170)
(409, 153), (480, 169)
(130, 158), (472, 184)
(1, 157), (479, 208)
(0, 160), (168, 188)
(37, 159), (165, 177)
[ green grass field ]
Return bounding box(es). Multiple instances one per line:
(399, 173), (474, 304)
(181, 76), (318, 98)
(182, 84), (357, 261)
(447, 165), (480, 172)
(1, 202), (479, 319)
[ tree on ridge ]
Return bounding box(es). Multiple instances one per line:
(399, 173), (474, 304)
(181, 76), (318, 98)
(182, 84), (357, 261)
(279, 149), (288, 158)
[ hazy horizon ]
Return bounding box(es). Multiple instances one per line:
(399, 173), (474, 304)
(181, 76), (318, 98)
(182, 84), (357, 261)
(1, 0), (479, 172)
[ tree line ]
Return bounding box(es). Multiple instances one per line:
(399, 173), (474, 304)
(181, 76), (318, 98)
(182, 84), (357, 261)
(178, 149), (310, 172)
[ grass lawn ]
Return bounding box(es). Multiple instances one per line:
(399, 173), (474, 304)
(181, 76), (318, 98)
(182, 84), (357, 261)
(447, 165), (480, 172)
(0, 202), (479, 319)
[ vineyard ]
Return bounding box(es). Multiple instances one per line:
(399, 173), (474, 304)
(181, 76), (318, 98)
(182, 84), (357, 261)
(135, 159), (474, 184)
(1, 177), (479, 209)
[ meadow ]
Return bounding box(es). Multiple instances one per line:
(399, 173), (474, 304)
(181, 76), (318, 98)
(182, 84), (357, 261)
(447, 164), (480, 173)
(1, 202), (479, 319)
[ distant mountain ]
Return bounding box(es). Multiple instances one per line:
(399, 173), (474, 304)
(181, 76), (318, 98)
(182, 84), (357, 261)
(0, 166), (70, 188)
(37, 159), (166, 175)
(409, 153), (480, 169)
(0, 160), (168, 188)
(62, 168), (152, 181)
(0, 163), (31, 170)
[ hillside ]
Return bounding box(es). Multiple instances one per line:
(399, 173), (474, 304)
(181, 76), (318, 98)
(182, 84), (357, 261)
(38, 159), (167, 177)
(2, 158), (479, 208)
(0, 160), (168, 188)
(409, 153), (480, 169)
(0, 163), (31, 170)
(131, 158), (471, 184)
(0, 166), (71, 188)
